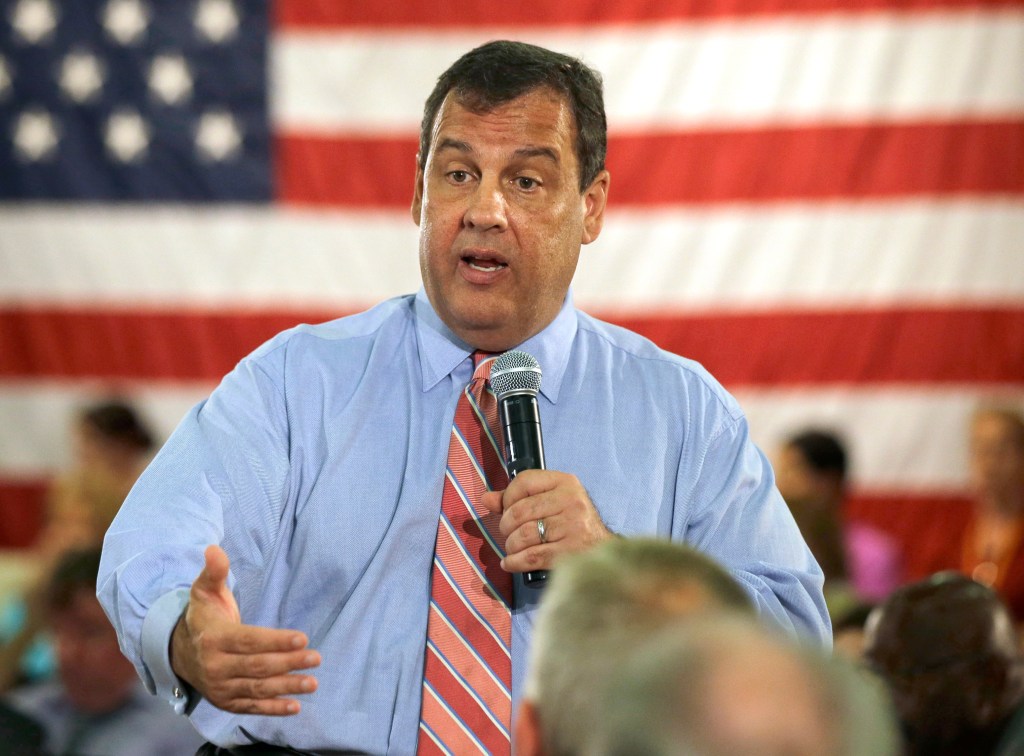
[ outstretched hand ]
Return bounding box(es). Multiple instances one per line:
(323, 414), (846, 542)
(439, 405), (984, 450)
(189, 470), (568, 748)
(170, 545), (321, 716)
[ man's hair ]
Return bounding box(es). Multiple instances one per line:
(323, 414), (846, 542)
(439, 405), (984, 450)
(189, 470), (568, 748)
(786, 429), (848, 481)
(45, 546), (103, 614)
(418, 40), (607, 191)
(81, 400), (154, 452)
(525, 537), (754, 756)
(591, 617), (899, 756)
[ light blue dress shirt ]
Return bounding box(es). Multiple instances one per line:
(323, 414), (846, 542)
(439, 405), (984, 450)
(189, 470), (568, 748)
(98, 289), (828, 753)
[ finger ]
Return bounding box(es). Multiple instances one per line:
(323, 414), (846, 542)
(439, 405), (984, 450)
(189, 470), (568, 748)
(504, 517), (555, 555)
(215, 671), (319, 704)
(212, 623), (312, 655)
(500, 491), (552, 537)
(481, 490), (504, 515)
(216, 649), (322, 680)
(196, 545), (231, 592)
(220, 696), (305, 717)
(501, 544), (553, 574)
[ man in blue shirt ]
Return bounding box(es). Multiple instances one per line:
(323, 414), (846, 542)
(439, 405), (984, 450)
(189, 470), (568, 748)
(98, 40), (829, 754)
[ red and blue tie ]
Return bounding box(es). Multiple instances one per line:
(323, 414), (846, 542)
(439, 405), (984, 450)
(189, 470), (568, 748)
(418, 352), (513, 755)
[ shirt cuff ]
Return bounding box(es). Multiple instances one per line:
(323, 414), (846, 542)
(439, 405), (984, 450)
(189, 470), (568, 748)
(141, 587), (197, 715)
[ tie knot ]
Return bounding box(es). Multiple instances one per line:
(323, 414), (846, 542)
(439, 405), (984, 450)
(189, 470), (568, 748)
(472, 350), (498, 383)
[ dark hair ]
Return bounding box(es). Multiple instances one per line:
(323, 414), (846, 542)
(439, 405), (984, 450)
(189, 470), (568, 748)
(81, 400), (154, 452)
(45, 547), (102, 614)
(418, 40), (607, 191)
(787, 429), (848, 481)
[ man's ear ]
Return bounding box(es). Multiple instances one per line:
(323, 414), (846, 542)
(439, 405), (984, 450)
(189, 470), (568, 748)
(581, 169), (610, 245)
(513, 699), (545, 756)
(411, 158), (424, 226)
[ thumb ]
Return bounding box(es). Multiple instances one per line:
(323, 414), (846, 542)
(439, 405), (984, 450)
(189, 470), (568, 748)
(481, 490), (505, 515)
(191, 545), (239, 622)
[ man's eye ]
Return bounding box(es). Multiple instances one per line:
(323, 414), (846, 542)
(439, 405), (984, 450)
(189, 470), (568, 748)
(515, 177), (538, 190)
(448, 170), (471, 183)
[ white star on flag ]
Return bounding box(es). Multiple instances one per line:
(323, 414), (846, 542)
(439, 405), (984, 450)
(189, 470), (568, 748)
(10, 0), (58, 44)
(194, 0), (239, 44)
(105, 109), (150, 162)
(59, 51), (106, 103)
(195, 109), (242, 161)
(102, 0), (150, 46)
(13, 108), (59, 161)
(148, 54), (193, 105)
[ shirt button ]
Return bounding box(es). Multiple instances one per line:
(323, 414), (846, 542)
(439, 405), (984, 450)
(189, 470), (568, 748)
(173, 687), (183, 698)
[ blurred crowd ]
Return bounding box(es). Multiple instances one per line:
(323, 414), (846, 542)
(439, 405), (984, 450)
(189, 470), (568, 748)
(1, 398), (1022, 755)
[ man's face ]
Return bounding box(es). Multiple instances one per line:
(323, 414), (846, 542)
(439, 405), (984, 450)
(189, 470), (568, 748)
(970, 413), (1024, 504)
(412, 87), (609, 352)
(53, 589), (139, 714)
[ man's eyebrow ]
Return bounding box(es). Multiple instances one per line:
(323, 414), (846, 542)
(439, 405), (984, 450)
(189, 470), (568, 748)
(436, 138), (472, 154)
(513, 146), (559, 163)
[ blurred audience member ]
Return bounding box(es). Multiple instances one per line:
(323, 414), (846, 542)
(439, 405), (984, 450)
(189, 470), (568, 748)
(590, 616), (899, 756)
(831, 601), (876, 662)
(864, 571), (1024, 756)
(38, 400), (155, 564)
(514, 537), (756, 756)
(958, 407), (1024, 619)
(0, 400), (154, 692)
(775, 429), (901, 614)
(4, 548), (203, 756)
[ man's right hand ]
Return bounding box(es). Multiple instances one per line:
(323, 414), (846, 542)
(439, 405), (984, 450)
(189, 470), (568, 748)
(170, 545), (321, 716)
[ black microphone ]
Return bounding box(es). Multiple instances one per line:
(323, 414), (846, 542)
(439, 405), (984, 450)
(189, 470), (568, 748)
(490, 350), (548, 586)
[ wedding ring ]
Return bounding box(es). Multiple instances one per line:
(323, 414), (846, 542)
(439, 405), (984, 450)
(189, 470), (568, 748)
(537, 519), (548, 544)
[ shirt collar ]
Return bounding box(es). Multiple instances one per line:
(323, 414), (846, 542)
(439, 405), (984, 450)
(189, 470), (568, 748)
(414, 287), (577, 403)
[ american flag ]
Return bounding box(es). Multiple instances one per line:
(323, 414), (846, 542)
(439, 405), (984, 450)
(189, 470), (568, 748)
(1, 0), (1022, 573)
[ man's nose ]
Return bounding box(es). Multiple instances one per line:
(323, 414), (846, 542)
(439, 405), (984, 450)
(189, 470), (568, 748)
(463, 181), (508, 231)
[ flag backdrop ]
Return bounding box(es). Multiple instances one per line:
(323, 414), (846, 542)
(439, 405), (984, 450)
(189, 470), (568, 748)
(1, 0), (1022, 574)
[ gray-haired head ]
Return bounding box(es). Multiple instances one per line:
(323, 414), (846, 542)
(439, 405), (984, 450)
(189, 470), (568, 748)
(590, 616), (900, 756)
(523, 538), (755, 756)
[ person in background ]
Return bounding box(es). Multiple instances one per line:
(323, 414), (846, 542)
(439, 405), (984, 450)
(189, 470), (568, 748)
(956, 407), (1024, 620)
(589, 615), (899, 756)
(514, 537), (756, 756)
(0, 400), (155, 693)
(774, 429), (901, 616)
(864, 571), (1024, 756)
(4, 547), (203, 756)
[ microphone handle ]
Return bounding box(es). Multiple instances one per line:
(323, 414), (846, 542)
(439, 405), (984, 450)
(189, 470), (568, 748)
(498, 394), (549, 585)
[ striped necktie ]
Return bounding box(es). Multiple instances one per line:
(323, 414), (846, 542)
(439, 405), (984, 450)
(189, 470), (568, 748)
(418, 351), (513, 755)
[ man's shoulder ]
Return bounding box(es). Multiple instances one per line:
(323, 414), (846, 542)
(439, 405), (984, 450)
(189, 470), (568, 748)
(574, 310), (742, 417)
(257, 294), (416, 354)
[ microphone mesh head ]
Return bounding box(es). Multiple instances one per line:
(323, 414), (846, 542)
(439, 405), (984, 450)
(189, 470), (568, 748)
(489, 350), (542, 398)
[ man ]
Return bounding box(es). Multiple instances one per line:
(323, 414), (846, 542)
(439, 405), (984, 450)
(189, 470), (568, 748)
(590, 616), (899, 756)
(864, 572), (1024, 756)
(513, 537), (756, 756)
(5, 548), (203, 756)
(98, 40), (828, 753)
(773, 429), (901, 612)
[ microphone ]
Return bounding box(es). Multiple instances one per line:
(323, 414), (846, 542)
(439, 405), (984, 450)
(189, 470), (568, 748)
(490, 350), (548, 586)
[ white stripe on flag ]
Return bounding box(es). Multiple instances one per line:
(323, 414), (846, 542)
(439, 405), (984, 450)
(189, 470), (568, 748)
(3, 200), (1020, 309)
(272, 11), (1024, 132)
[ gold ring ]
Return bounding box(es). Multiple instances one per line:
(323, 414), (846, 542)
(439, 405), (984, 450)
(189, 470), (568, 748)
(537, 519), (548, 544)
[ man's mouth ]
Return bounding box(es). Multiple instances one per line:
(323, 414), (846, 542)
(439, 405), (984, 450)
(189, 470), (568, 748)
(463, 256), (507, 273)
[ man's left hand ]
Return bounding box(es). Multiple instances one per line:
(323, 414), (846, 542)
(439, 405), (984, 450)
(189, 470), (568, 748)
(481, 469), (613, 573)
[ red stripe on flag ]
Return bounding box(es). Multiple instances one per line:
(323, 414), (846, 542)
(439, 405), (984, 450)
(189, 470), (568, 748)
(3, 306), (1021, 386)
(611, 305), (1024, 388)
(276, 121), (1024, 208)
(277, 0), (1022, 28)
(0, 478), (47, 548)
